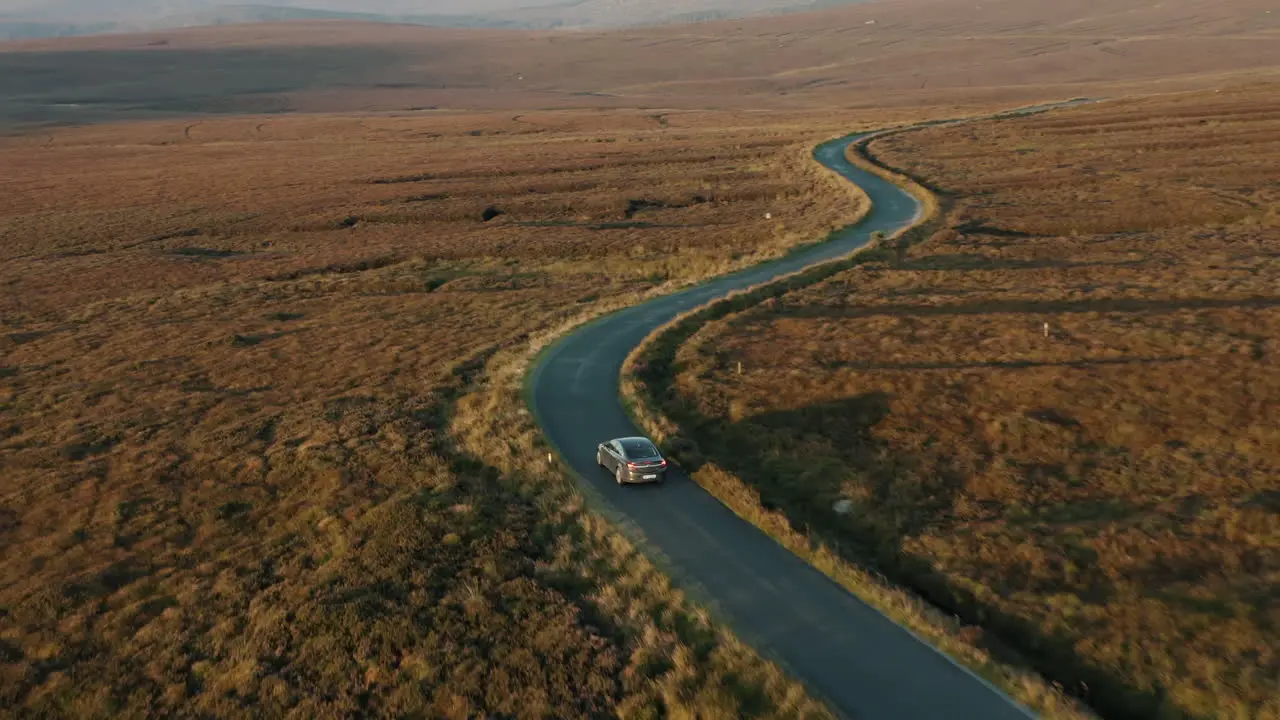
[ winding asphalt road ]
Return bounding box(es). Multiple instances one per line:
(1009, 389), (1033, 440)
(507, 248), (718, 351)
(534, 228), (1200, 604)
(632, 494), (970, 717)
(528, 111), (1081, 719)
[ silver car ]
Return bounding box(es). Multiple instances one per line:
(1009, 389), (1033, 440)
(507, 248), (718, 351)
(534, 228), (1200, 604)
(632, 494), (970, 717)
(597, 436), (669, 485)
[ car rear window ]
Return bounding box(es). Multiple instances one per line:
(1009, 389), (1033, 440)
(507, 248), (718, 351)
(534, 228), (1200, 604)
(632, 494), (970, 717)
(620, 439), (658, 458)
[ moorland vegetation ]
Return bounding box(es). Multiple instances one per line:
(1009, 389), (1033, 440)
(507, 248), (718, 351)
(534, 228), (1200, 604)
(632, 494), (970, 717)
(0, 107), (882, 716)
(625, 85), (1280, 720)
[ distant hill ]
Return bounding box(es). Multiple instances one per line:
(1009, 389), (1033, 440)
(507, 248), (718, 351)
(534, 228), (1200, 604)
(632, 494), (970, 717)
(3, 0), (1278, 128)
(0, 0), (872, 39)
(0, 20), (115, 39)
(467, 0), (865, 29)
(147, 5), (528, 30)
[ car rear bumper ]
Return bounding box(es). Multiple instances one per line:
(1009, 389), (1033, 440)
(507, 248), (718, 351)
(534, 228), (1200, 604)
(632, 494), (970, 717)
(623, 468), (666, 484)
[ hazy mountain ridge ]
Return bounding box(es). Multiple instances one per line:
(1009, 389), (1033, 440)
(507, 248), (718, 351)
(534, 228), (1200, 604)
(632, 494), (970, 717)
(0, 0), (871, 38)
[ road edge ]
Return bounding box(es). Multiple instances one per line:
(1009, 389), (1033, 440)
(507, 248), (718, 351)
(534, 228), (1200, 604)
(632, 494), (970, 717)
(520, 99), (1103, 719)
(617, 113), (1102, 719)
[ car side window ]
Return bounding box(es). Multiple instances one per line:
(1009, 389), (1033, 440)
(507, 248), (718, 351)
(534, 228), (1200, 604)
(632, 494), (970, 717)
(611, 441), (623, 456)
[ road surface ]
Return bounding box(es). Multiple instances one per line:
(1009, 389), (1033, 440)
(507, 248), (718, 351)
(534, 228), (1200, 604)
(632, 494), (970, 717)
(528, 123), (1047, 719)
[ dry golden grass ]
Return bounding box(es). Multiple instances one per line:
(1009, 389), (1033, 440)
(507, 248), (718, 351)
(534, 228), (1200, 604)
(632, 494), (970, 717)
(625, 85), (1280, 720)
(3, 5), (1278, 713)
(0, 107), (892, 716)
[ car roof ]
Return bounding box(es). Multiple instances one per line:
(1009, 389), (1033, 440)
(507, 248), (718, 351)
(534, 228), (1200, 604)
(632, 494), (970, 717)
(613, 436), (653, 444)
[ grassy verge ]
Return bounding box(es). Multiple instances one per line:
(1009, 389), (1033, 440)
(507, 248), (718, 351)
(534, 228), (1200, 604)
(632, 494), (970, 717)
(619, 125), (1097, 719)
(427, 124), (931, 717)
(448, 290), (838, 719)
(624, 87), (1280, 720)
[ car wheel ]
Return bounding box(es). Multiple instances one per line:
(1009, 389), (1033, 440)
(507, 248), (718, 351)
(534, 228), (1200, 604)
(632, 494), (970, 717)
(615, 466), (625, 485)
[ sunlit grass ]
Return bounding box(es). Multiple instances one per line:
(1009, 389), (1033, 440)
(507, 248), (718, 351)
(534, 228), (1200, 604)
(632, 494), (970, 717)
(0, 107), (880, 716)
(624, 86), (1280, 720)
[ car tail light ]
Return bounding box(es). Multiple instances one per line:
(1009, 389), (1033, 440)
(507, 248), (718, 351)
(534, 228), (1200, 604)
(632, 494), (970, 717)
(658, 460), (667, 468)
(627, 462), (638, 469)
